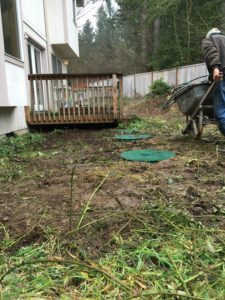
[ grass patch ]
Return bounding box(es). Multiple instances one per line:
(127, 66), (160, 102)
(0, 104), (224, 299)
(0, 133), (45, 158)
(120, 115), (183, 135)
(0, 205), (224, 299)
(0, 133), (46, 182)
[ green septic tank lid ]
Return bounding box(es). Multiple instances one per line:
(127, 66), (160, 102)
(120, 149), (176, 162)
(114, 134), (152, 141)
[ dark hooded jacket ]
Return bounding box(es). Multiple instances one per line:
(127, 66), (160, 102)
(201, 33), (225, 78)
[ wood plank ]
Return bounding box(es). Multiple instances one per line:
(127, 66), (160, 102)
(27, 115), (116, 125)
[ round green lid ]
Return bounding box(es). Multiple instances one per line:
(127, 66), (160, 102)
(120, 149), (176, 162)
(114, 134), (152, 141)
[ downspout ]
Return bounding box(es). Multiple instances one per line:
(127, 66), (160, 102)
(43, 0), (50, 72)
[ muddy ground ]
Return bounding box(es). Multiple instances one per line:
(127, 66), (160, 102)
(0, 97), (225, 256)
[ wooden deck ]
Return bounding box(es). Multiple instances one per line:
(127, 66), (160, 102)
(26, 73), (123, 125)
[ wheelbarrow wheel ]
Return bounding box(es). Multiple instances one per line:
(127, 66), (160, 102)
(197, 109), (204, 136)
(192, 118), (203, 138)
(184, 116), (203, 138)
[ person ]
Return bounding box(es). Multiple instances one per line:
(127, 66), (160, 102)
(201, 28), (225, 136)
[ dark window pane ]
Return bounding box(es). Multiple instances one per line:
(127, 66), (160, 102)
(28, 44), (33, 74)
(34, 49), (41, 74)
(52, 54), (57, 73)
(52, 54), (62, 73)
(1, 0), (21, 58)
(57, 58), (62, 73)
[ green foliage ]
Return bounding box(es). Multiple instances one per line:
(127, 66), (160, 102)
(151, 79), (171, 96)
(0, 133), (45, 158)
(119, 115), (183, 136)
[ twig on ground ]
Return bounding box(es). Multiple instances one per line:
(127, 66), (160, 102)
(69, 167), (75, 230)
(141, 291), (205, 300)
(76, 170), (110, 229)
(66, 212), (123, 236)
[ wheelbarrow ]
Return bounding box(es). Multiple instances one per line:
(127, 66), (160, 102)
(162, 77), (216, 138)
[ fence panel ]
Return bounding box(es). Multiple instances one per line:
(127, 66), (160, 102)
(123, 63), (208, 98)
(177, 63), (208, 85)
(123, 75), (135, 98)
(135, 73), (152, 97)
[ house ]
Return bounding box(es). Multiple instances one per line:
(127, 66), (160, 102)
(0, 0), (84, 136)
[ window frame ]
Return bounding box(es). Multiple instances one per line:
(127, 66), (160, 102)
(27, 42), (43, 75)
(1, 0), (21, 60)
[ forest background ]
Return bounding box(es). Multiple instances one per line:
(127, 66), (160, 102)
(69, 0), (225, 75)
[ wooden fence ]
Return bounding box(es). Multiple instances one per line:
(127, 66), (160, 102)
(25, 73), (123, 125)
(123, 63), (208, 98)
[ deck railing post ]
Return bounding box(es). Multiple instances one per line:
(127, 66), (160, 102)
(29, 77), (35, 122)
(119, 77), (123, 119)
(112, 74), (118, 119)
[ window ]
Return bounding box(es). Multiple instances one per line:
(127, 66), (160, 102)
(27, 43), (44, 111)
(28, 43), (42, 74)
(1, 0), (21, 59)
(52, 54), (62, 74)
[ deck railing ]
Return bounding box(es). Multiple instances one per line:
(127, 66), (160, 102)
(25, 73), (123, 125)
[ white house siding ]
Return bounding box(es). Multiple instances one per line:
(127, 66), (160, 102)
(65, 0), (79, 57)
(44, 0), (79, 58)
(22, 0), (48, 74)
(0, 0), (27, 135)
(5, 61), (28, 106)
(44, 0), (64, 45)
(0, 10), (8, 107)
(0, 60), (28, 134)
(0, 107), (27, 136)
(0, 0), (81, 136)
(21, 0), (46, 37)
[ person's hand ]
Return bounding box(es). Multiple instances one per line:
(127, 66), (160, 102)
(213, 68), (223, 80)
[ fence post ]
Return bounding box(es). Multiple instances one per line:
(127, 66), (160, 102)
(176, 67), (179, 87)
(134, 73), (136, 98)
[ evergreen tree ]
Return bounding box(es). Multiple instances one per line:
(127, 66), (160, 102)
(70, 0), (225, 75)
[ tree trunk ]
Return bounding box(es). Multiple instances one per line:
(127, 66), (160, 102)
(141, 0), (148, 69)
(153, 17), (160, 56)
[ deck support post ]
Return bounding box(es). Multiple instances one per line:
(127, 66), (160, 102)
(24, 106), (31, 124)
